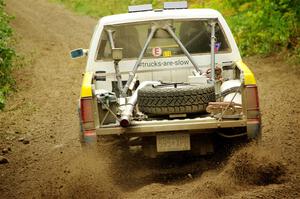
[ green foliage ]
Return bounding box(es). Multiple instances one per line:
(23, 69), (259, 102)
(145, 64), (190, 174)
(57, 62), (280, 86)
(191, 0), (299, 58)
(54, 0), (147, 17)
(0, 0), (15, 109)
(219, 0), (299, 57)
(54, 0), (299, 61)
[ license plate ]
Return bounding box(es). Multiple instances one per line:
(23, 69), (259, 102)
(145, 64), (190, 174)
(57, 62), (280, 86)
(156, 134), (190, 152)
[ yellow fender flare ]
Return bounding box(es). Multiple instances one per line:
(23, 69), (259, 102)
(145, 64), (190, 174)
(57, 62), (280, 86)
(81, 72), (93, 98)
(235, 60), (256, 85)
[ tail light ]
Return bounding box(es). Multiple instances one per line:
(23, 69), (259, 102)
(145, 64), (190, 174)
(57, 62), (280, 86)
(245, 85), (260, 119)
(80, 97), (95, 130)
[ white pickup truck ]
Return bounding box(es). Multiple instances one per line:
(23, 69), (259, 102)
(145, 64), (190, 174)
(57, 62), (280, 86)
(71, 2), (261, 157)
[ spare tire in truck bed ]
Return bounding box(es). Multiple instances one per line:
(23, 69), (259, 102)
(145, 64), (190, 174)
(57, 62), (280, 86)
(137, 83), (215, 115)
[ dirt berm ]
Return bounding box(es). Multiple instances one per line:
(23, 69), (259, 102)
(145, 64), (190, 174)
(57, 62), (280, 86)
(0, 0), (299, 198)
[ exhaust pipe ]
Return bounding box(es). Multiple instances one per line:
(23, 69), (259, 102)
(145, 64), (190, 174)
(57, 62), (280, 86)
(120, 81), (160, 127)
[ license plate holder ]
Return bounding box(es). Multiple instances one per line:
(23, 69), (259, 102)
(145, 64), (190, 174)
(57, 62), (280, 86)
(156, 133), (190, 152)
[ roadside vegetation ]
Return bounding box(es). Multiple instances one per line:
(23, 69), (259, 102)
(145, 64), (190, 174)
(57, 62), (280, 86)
(54, 0), (299, 62)
(0, 0), (16, 110)
(1, 1), (298, 109)
(204, 1), (300, 60)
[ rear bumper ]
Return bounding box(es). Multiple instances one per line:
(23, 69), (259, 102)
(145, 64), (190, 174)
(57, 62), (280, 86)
(95, 117), (248, 137)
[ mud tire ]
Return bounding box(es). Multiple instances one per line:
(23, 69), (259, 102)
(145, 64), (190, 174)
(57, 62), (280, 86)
(138, 84), (215, 115)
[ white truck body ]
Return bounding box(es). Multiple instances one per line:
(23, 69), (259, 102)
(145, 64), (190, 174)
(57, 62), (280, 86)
(75, 6), (261, 156)
(86, 9), (241, 91)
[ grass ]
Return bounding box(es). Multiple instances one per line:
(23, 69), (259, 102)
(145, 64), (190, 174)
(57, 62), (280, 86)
(0, 0), (16, 110)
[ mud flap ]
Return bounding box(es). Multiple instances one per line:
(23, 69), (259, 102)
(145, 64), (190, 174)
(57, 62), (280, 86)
(247, 120), (261, 140)
(82, 130), (97, 144)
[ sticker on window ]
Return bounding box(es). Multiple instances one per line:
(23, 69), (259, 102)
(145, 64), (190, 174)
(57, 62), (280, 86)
(163, 51), (172, 57)
(215, 42), (222, 53)
(152, 47), (162, 57)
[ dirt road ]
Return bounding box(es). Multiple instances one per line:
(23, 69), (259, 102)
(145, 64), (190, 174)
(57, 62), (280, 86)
(1, 0), (300, 198)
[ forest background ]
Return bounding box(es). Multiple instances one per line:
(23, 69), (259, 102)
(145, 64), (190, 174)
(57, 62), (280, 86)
(0, 0), (299, 109)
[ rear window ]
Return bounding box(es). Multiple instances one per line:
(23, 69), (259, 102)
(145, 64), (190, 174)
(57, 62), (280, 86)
(96, 20), (231, 60)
